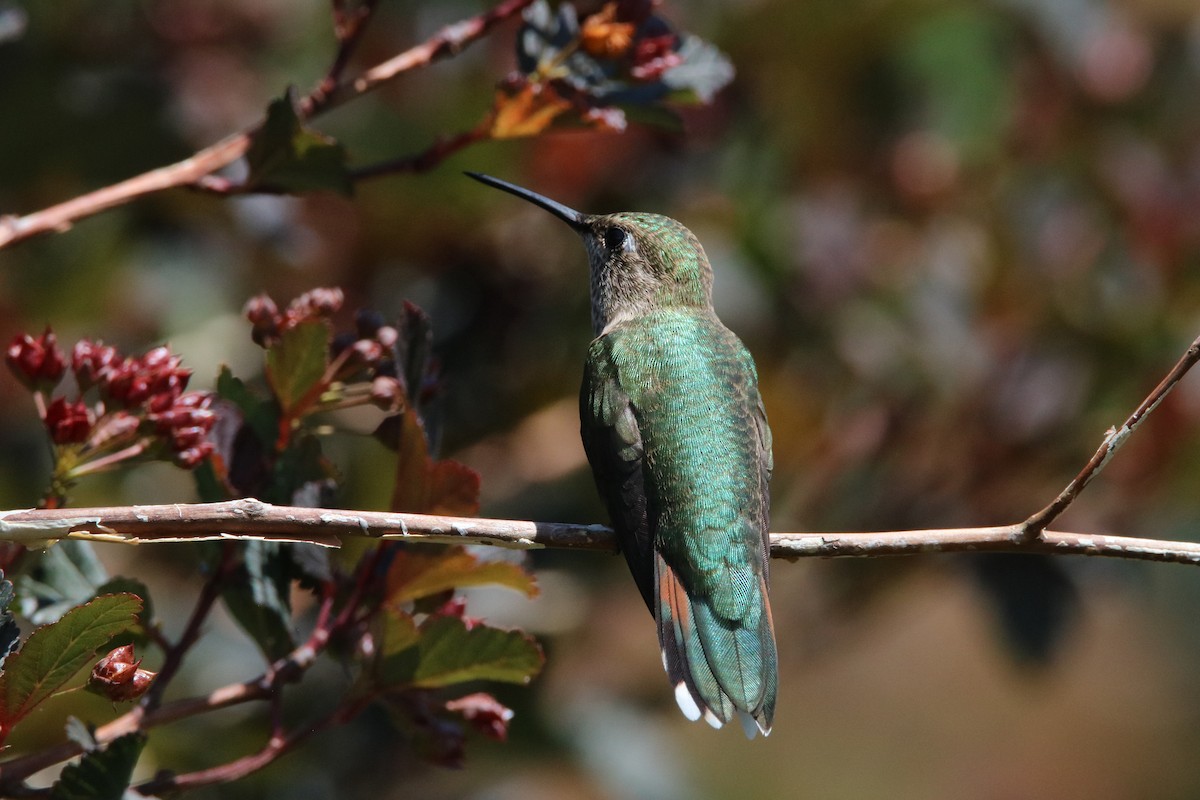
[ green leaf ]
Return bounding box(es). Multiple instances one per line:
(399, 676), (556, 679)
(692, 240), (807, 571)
(373, 607), (421, 684)
(50, 732), (146, 800)
(216, 365), (279, 450)
(245, 90), (352, 196)
(382, 615), (543, 689)
(265, 320), (332, 418)
(95, 578), (153, 631)
(386, 547), (538, 604)
(0, 594), (142, 728)
(221, 541), (295, 660)
(0, 571), (20, 671)
(269, 430), (335, 507)
(17, 540), (109, 624)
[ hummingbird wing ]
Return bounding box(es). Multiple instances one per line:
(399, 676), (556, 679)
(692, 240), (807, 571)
(580, 337), (654, 610)
(581, 315), (777, 737)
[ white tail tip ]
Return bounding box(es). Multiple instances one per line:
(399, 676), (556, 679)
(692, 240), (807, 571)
(673, 682), (702, 722)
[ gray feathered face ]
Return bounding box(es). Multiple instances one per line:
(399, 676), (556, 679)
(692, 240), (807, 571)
(580, 213), (714, 334)
(465, 173), (713, 332)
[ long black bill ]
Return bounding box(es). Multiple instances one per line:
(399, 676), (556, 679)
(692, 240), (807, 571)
(465, 172), (588, 231)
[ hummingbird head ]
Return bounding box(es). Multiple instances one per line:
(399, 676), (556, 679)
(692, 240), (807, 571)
(467, 173), (714, 334)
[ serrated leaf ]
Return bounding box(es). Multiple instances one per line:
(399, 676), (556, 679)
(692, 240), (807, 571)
(266, 320), (332, 417)
(0, 594), (142, 728)
(95, 578), (152, 631)
(221, 541), (295, 660)
(373, 606), (421, 684)
(388, 409), (431, 512)
(17, 540), (109, 624)
(397, 301), (434, 413)
(245, 91), (352, 196)
(381, 616), (542, 689)
(386, 547), (537, 604)
(387, 409), (480, 515)
(426, 461), (481, 517)
(50, 732), (145, 800)
(0, 571), (20, 671)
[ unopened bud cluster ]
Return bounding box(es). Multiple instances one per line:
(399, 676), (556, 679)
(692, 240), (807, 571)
(6, 328), (216, 471)
(244, 287), (347, 348)
(244, 289), (409, 414)
(89, 644), (156, 702)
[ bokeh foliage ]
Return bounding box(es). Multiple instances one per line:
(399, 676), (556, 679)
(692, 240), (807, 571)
(5, 0), (1200, 798)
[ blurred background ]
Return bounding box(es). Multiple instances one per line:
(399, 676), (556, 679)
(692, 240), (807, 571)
(5, 0), (1200, 797)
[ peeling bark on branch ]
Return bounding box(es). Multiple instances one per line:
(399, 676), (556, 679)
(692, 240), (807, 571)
(2, 500), (1200, 567)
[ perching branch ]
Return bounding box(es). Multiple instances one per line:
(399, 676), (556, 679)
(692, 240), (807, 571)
(1, 500), (1199, 566)
(5, 331), (1200, 565)
(0, 0), (534, 250)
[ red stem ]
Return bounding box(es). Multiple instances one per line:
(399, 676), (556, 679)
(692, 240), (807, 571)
(141, 542), (237, 711)
(0, 0), (535, 250)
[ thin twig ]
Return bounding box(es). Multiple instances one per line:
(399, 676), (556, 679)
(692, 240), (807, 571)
(140, 542), (236, 711)
(135, 708), (330, 795)
(349, 124), (491, 181)
(1021, 332), (1200, 540)
(305, 0), (381, 114)
(323, 0), (533, 107)
(0, 0), (534, 250)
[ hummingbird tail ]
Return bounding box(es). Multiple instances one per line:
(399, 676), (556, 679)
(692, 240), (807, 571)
(655, 552), (777, 738)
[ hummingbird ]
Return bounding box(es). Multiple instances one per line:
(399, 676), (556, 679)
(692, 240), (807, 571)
(468, 172), (777, 738)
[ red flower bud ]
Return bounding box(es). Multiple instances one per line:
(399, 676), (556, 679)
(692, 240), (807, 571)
(369, 376), (405, 412)
(245, 294), (282, 347)
(174, 442), (213, 469)
(375, 325), (399, 349)
(90, 644), (156, 702)
(71, 340), (119, 391)
(287, 288), (344, 324)
(6, 327), (65, 390)
(350, 339), (383, 364)
(44, 397), (93, 444)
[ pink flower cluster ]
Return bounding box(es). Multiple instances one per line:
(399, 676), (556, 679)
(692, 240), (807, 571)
(6, 328), (216, 469)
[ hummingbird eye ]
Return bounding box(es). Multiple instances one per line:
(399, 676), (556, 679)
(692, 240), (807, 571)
(603, 227), (629, 252)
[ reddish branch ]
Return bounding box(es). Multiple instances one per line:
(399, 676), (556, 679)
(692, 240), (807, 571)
(0, 0), (534, 250)
(140, 542), (237, 711)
